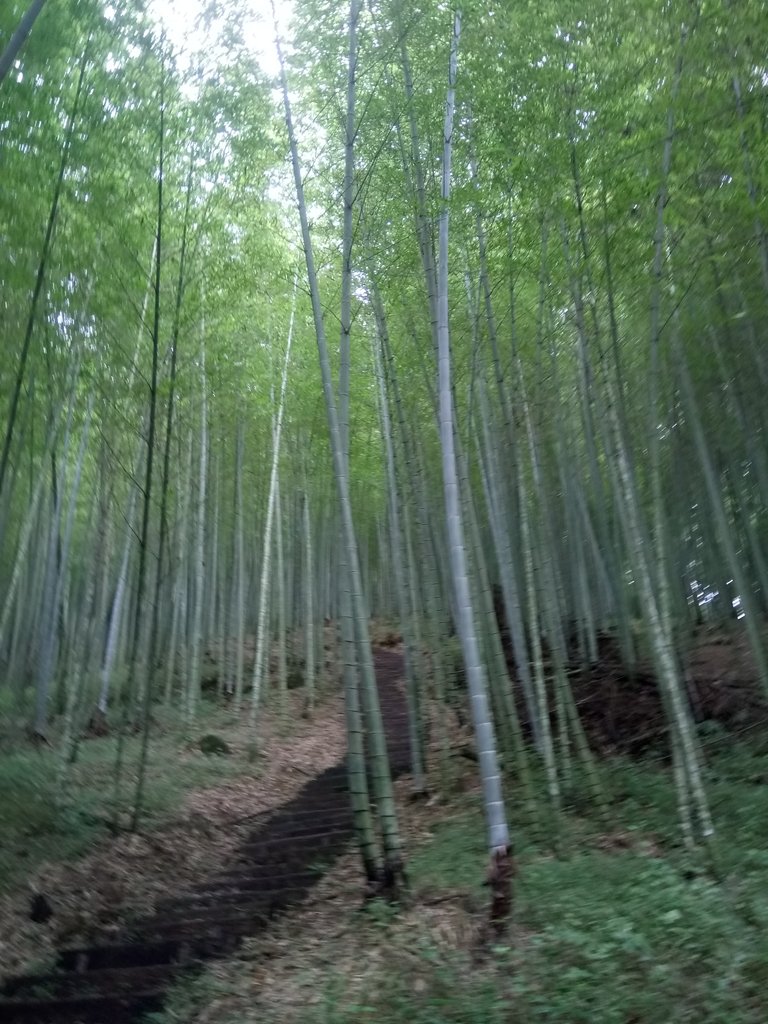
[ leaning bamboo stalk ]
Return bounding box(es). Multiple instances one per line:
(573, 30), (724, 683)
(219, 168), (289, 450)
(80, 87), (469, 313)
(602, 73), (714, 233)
(250, 279), (297, 726)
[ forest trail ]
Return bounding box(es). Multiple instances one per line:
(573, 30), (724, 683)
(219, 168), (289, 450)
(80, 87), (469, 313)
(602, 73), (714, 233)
(0, 647), (408, 1024)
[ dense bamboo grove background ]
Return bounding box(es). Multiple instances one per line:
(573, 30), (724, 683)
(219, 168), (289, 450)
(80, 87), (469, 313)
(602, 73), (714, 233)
(1, 0), (768, 908)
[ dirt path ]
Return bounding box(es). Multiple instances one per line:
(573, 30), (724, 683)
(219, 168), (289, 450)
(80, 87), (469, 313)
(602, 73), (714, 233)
(0, 648), (408, 1024)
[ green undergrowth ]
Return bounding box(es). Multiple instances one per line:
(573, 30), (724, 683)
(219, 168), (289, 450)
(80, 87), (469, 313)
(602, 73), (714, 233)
(153, 729), (768, 1024)
(378, 734), (768, 1023)
(0, 705), (250, 895)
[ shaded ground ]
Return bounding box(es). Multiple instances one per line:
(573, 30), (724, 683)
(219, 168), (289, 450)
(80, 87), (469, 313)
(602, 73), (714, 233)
(490, 591), (768, 756)
(0, 686), (347, 984)
(567, 627), (766, 757)
(0, 648), (408, 1023)
(0, 627), (344, 980)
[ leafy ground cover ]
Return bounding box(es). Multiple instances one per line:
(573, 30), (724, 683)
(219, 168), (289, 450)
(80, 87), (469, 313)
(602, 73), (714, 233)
(151, 728), (768, 1024)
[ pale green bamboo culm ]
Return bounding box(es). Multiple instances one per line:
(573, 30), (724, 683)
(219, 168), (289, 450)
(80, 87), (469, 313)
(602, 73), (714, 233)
(436, 7), (513, 923)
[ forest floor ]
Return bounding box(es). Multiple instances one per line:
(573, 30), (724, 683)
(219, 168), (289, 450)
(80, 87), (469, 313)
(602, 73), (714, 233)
(2, 625), (768, 1023)
(150, 728), (768, 1024)
(144, 623), (768, 1024)
(0, 633), (345, 982)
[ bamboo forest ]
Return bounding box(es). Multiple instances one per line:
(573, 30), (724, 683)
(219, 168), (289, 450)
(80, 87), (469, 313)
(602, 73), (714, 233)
(1, 0), (767, 1020)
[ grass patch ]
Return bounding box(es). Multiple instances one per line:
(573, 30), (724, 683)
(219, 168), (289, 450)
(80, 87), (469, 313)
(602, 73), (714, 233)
(303, 960), (513, 1024)
(0, 706), (248, 895)
(398, 732), (768, 1024)
(511, 851), (764, 1023)
(143, 970), (229, 1024)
